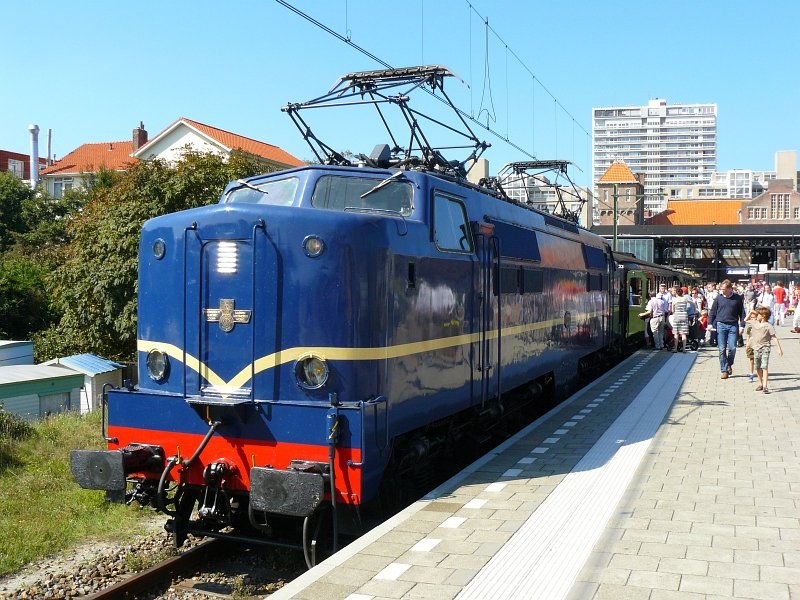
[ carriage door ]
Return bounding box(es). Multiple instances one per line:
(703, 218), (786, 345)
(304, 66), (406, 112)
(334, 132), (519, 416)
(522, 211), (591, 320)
(473, 223), (502, 406)
(472, 222), (500, 408)
(431, 193), (497, 407)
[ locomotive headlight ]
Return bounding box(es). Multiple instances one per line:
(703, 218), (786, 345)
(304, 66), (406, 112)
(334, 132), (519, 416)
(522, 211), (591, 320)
(294, 355), (329, 389)
(303, 235), (325, 258)
(152, 238), (166, 260)
(146, 349), (170, 382)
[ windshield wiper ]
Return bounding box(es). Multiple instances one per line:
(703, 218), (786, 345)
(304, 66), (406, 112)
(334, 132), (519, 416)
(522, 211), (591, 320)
(360, 171), (405, 199)
(225, 179), (269, 198)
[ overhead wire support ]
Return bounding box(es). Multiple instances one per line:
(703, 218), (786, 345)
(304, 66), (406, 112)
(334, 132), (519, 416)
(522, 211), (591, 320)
(463, 0), (591, 140)
(494, 160), (588, 223)
(282, 65), (492, 175)
(275, 0), (534, 161)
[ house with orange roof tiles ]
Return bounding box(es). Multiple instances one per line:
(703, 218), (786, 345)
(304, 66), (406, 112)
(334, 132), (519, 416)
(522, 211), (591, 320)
(39, 124), (145, 198)
(132, 117), (304, 169)
(40, 119), (304, 199)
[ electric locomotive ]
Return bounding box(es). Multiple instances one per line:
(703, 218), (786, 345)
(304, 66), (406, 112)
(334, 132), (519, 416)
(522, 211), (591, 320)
(69, 66), (675, 562)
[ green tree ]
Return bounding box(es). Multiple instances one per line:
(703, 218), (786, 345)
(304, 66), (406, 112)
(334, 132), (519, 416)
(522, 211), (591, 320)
(35, 151), (268, 361)
(14, 186), (87, 269)
(0, 255), (52, 339)
(0, 172), (34, 252)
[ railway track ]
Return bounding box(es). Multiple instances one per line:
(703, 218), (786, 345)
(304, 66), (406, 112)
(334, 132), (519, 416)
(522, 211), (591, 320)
(85, 539), (222, 599)
(82, 536), (303, 600)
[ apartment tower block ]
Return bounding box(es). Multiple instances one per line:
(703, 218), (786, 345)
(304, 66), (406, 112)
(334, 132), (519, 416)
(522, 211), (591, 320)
(592, 99), (717, 213)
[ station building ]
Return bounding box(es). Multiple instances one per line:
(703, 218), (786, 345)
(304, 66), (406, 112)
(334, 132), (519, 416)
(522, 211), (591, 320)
(592, 160), (800, 282)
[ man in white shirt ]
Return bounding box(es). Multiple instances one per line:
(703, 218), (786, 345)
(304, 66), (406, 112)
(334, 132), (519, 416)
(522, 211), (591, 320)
(647, 290), (669, 350)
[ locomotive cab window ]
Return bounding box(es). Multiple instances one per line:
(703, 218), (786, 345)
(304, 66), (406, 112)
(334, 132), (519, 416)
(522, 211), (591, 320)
(311, 175), (413, 216)
(433, 194), (472, 252)
(225, 177), (299, 206)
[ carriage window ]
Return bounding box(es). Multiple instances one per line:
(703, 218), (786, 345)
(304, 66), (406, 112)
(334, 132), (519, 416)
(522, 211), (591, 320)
(629, 278), (643, 306)
(225, 177), (299, 206)
(434, 194), (472, 252)
(311, 175), (413, 216)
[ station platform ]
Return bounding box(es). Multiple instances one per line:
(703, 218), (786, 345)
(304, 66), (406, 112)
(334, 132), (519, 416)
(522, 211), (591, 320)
(270, 329), (800, 600)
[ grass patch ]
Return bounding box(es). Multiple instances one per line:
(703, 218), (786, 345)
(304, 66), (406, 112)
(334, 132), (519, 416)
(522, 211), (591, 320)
(0, 409), (156, 576)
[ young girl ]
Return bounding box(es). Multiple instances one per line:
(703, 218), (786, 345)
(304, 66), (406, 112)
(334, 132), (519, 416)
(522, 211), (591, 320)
(747, 307), (784, 393)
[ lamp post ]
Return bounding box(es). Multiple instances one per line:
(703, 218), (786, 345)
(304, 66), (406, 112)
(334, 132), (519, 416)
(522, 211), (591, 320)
(612, 183), (618, 252)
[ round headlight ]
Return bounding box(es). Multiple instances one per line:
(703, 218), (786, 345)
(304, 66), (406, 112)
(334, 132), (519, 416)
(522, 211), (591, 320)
(294, 355), (329, 390)
(153, 239), (166, 260)
(303, 235), (325, 258)
(146, 349), (169, 382)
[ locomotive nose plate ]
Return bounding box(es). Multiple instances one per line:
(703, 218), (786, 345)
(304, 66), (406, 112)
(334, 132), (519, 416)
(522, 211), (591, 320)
(70, 450), (126, 491)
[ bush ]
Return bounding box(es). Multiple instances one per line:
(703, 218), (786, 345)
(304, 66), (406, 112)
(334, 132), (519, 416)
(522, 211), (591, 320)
(0, 405), (35, 470)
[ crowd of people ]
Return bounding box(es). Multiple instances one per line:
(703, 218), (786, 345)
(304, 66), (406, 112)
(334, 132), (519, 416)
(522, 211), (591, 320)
(641, 278), (795, 393)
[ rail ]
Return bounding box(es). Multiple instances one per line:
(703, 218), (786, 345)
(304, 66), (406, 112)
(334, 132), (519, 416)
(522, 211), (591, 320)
(85, 538), (221, 600)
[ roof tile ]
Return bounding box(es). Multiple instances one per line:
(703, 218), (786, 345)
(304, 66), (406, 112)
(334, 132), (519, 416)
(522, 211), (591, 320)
(41, 141), (137, 176)
(182, 118), (304, 167)
(646, 200), (744, 225)
(598, 160), (638, 184)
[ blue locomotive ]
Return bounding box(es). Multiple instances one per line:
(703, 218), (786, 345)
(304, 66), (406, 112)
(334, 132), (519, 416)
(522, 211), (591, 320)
(70, 67), (688, 564)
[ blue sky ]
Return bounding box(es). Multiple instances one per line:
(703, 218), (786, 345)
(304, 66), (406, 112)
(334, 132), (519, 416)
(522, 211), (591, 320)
(2, 0), (798, 188)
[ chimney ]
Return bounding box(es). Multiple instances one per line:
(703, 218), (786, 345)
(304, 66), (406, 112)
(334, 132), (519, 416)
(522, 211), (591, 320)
(132, 121), (148, 151)
(28, 124), (40, 189)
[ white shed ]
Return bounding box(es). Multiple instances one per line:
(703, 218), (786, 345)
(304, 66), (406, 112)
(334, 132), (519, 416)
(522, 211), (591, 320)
(44, 354), (125, 414)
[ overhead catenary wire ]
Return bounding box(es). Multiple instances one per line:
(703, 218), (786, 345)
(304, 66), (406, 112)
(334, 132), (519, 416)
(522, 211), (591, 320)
(463, 0), (591, 141)
(477, 17), (496, 129)
(276, 0), (534, 160)
(278, 0), (593, 220)
(277, 0), (592, 171)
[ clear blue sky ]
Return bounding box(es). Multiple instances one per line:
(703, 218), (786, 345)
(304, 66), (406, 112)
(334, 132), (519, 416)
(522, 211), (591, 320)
(2, 0), (798, 189)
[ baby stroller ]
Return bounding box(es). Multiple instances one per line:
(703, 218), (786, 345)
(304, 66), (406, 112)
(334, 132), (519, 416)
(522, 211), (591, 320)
(663, 320), (675, 350)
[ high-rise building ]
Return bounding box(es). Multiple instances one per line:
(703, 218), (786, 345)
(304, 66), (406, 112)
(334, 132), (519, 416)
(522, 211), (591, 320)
(592, 99), (717, 212)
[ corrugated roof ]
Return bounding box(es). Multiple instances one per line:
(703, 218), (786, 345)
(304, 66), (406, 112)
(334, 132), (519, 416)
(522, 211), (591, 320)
(0, 364), (82, 385)
(41, 141), (138, 176)
(599, 160), (638, 184)
(646, 200), (744, 225)
(0, 341), (33, 348)
(48, 353), (124, 377)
